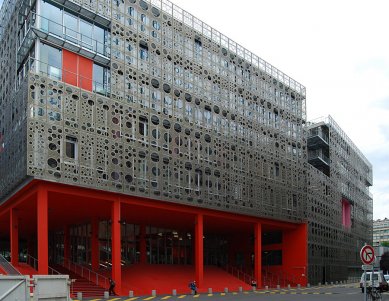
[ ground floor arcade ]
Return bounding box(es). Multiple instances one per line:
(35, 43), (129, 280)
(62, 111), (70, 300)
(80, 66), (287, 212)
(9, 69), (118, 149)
(0, 180), (308, 294)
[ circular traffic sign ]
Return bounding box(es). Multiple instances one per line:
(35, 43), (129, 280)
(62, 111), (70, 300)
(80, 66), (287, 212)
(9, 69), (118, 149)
(360, 245), (375, 265)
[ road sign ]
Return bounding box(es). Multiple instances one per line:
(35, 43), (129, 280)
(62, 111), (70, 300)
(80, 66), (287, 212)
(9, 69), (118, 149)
(361, 265), (373, 270)
(360, 245), (375, 265)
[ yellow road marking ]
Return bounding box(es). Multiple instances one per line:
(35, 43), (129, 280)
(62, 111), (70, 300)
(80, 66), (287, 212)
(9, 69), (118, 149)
(125, 298), (139, 301)
(193, 295), (200, 298)
(161, 296), (171, 300)
(207, 294), (213, 297)
(178, 295), (186, 299)
(220, 293), (225, 296)
(143, 297), (155, 300)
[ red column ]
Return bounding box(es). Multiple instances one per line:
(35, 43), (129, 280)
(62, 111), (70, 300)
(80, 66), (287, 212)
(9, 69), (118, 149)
(254, 222), (262, 288)
(91, 218), (100, 270)
(37, 187), (49, 274)
(111, 199), (122, 293)
(140, 224), (147, 264)
(195, 214), (204, 287)
(283, 223), (308, 286)
(10, 208), (19, 266)
(64, 226), (70, 263)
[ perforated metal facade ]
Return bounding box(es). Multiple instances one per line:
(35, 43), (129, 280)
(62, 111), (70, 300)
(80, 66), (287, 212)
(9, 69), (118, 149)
(307, 116), (373, 283)
(0, 0), (372, 284)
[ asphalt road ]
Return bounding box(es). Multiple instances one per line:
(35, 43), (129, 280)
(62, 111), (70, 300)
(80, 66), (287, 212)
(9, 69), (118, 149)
(80, 283), (389, 301)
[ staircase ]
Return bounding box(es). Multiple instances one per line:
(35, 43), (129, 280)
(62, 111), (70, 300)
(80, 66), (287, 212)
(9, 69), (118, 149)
(53, 265), (107, 298)
(0, 254), (21, 275)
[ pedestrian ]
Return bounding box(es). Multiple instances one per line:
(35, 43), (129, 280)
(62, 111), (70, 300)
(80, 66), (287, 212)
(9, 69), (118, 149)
(189, 280), (197, 295)
(109, 278), (116, 296)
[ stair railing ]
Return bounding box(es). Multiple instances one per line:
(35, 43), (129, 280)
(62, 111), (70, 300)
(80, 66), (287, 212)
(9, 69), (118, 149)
(25, 254), (61, 275)
(222, 264), (254, 285)
(60, 257), (109, 289)
(0, 254), (21, 275)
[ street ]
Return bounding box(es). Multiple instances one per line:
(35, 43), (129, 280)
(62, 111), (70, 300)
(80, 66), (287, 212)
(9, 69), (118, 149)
(80, 283), (389, 301)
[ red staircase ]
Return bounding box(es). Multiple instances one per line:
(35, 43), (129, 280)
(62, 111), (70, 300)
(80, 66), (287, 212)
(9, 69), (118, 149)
(53, 265), (107, 298)
(113, 264), (251, 296)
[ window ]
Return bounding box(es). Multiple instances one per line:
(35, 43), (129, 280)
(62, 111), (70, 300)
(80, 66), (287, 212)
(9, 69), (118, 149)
(40, 1), (110, 56)
(63, 12), (78, 42)
(65, 136), (78, 159)
(93, 63), (110, 94)
(41, 0), (62, 36)
(39, 43), (62, 79)
(139, 42), (148, 60)
(139, 116), (148, 136)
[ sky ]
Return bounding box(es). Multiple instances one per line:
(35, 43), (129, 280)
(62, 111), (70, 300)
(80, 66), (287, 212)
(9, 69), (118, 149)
(170, 0), (389, 219)
(0, 0), (387, 219)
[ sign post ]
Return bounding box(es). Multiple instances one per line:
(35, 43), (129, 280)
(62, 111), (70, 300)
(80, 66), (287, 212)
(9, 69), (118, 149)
(360, 244), (375, 301)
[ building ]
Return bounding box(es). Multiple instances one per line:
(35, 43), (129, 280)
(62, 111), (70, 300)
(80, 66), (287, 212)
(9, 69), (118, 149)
(307, 116), (373, 283)
(0, 0), (372, 294)
(373, 219), (389, 246)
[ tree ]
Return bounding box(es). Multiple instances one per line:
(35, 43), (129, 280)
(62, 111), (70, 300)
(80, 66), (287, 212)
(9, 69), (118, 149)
(379, 251), (389, 274)
(381, 241), (389, 247)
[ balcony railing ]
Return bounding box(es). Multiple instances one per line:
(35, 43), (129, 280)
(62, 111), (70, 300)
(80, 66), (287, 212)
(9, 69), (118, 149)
(308, 127), (329, 144)
(17, 56), (110, 97)
(308, 149), (330, 164)
(17, 12), (110, 66)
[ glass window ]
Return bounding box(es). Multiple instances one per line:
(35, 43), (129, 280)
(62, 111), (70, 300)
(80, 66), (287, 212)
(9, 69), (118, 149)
(40, 43), (62, 79)
(63, 12), (78, 43)
(93, 63), (110, 95)
(41, 1), (62, 36)
(94, 25), (106, 55)
(80, 19), (93, 50)
(65, 136), (78, 159)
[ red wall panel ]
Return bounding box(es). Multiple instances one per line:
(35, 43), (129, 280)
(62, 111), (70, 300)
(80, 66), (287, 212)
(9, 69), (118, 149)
(62, 49), (93, 91)
(62, 50), (78, 87)
(78, 55), (93, 91)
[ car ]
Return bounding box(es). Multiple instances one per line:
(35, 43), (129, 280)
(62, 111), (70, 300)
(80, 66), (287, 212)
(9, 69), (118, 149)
(360, 271), (389, 293)
(384, 274), (389, 283)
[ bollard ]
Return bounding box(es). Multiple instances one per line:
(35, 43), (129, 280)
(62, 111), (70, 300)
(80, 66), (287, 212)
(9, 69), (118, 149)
(335, 281), (338, 284)
(265, 286), (268, 290)
(152, 290), (156, 297)
(172, 289), (177, 296)
(77, 292), (83, 301)
(252, 286), (256, 292)
(297, 284), (301, 289)
(104, 291), (109, 299)
(208, 288), (212, 294)
(239, 287), (243, 293)
(325, 282), (328, 286)
(287, 284), (291, 289)
(224, 287), (228, 293)
(307, 283), (311, 288)
(277, 284), (280, 289)
(330, 282), (333, 285)
(129, 291), (134, 298)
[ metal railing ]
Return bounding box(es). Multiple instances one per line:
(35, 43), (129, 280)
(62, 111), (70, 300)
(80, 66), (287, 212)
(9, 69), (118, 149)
(60, 257), (109, 289)
(308, 127), (329, 143)
(308, 149), (330, 164)
(24, 254), (61, 275)
(0, 254), (21, 275)
(221, 264), (253, 285)
(18, 12), (110, 58)
(262, 268), (304, 288)
(16, 56), (110, 97)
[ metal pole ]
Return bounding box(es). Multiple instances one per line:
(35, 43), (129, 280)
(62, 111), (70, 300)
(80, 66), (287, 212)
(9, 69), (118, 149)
(364, 271), (367, 301)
